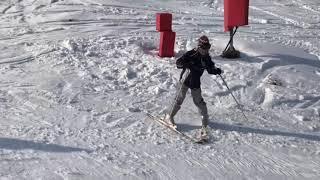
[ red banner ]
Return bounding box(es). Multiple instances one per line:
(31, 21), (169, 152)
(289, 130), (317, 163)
(224, 0), (249, 31)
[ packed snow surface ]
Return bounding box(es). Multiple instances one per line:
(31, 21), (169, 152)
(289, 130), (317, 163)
(0, 0), (320, 179)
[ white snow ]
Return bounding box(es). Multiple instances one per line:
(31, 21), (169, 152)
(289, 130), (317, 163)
(1, 0), (320, 179)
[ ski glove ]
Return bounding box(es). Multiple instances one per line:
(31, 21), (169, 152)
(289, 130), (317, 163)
(212, 67), (222, 75)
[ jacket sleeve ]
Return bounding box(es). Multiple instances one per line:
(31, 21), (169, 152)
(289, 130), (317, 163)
(176, 52), (192, 69)
(206, 57), (217, 74)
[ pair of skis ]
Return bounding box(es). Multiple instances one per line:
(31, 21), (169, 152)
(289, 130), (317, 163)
(146, 113), (208, 144)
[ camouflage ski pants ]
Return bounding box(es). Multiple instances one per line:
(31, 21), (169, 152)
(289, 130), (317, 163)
(168, 83), (209, 127)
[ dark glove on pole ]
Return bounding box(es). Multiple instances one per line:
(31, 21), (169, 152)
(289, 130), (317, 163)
(214, 68), (222, 75)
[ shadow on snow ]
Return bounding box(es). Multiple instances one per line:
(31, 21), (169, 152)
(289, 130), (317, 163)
(179, 121), (320, 142)
(0, 137), (92, 153)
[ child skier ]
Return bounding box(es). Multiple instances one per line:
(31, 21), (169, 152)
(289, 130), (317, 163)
(166, 35), (222, 139)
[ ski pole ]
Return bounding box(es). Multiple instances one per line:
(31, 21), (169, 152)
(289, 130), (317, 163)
(219, 74), (249, 122)
(167, 69), (190, 119)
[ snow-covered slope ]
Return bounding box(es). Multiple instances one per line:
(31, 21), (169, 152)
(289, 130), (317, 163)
(0, 0), (320, 179)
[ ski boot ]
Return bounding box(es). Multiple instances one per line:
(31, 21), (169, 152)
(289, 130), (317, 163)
(199, 126), (209, 141)
(162, 114), (177, 129)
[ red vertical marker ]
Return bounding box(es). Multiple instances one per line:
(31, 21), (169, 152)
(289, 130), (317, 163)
(159, 31), (176, 57)
(156, 13), (176, 58)
(156, 13), (172, 31)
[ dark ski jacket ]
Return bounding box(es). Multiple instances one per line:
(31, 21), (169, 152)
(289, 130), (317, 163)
(176, 49), (220, 89)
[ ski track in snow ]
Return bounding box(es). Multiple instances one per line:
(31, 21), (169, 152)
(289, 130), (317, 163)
(0, 0), (320, 179)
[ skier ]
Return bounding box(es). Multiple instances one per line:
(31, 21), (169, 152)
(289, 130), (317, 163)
(166, 35), (222, 139)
